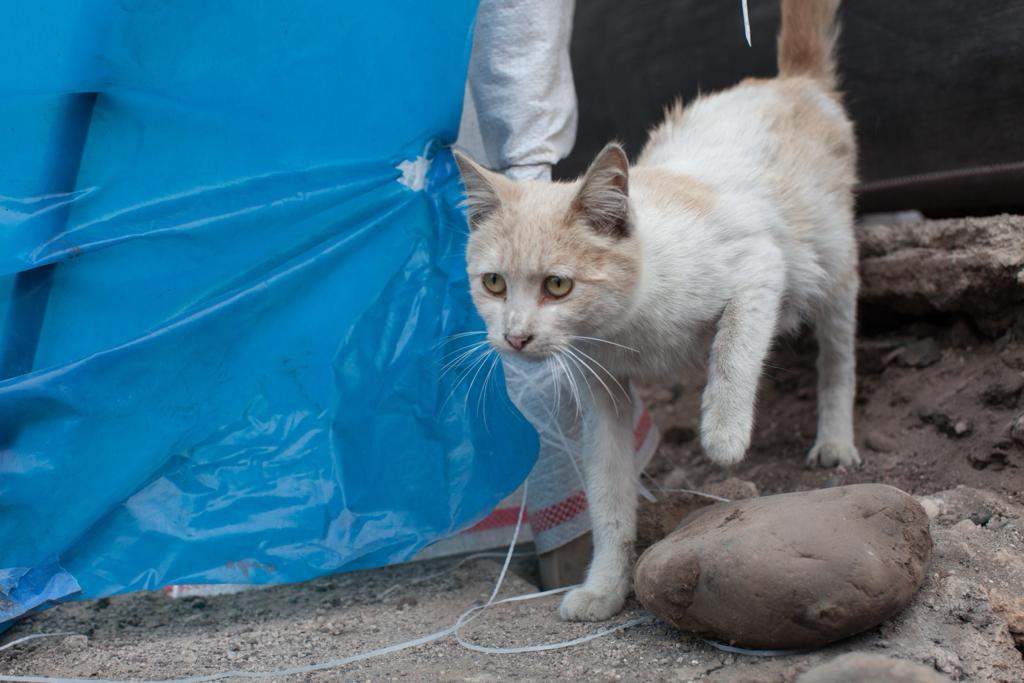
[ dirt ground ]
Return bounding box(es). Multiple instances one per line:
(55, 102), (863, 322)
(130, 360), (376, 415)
(642, 317), (1024, 508)
(3, 307), (1024, 680)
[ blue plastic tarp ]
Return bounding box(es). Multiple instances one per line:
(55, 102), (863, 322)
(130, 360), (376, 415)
(0, 0), (537, 624)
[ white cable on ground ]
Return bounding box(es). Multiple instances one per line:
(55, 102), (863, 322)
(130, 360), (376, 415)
(705, 639), (804, 657)
(376, 551), (527, 601)
(0, 633), (79, 653)
(0, 479), (652, 683)
(656, 488), (732, 503)
(1, 477), (767, 682)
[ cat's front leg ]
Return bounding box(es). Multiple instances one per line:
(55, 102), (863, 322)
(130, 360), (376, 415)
(559, 385), (636, 622)
(701, 282), (782, 466)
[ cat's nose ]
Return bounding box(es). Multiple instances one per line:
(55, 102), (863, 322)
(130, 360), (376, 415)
(504, 333), (534, 351)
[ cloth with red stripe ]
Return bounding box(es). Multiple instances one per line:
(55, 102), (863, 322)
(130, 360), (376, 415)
(417, 381), (658, 559)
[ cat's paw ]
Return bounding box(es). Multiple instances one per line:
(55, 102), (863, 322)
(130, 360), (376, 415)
(806, 441), (861, 469)
(700, 421), (751, 467)
(559, 587), (626, 622)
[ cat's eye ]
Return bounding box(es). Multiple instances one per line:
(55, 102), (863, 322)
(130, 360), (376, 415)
(482, 273), (506, 295)
(543, 275), (573, 298)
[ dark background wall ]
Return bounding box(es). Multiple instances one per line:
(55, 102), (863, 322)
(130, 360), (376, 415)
(555, 1), (1024, 216)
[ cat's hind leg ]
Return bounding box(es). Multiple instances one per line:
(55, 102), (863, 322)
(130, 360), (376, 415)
(806, 270), (861, 468)
(559, 386), (636, 622)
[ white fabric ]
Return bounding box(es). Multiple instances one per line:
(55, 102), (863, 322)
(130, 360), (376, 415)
(458, 0), (577, 175)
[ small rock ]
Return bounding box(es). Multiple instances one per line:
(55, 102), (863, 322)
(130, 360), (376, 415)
(919, 410), (973, 439)
(928, 647), (963, 677)
(865, 430), (899, 453)
(952, 519), (977, 534)
(896, 338), (943, 368)
(981, 374), (1024, 408)
(796, 653), (948, 683)
(917, 497), (944, 520)
(857, 340), (901, 375)
(703, 477), (758, 502)
(66, 634), (89, 650)
(660, 467), (693, 490)
(989, 593), (1024, 649)
(1008, 414), (1024, 446)
(985, 514), (1015, 530)
(634, 484), (932, 649)
(967, 450), (1009, 471)
(968, 507), (994, 525)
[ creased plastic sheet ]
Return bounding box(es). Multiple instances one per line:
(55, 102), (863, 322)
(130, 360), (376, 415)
(0, 0), (537, 624)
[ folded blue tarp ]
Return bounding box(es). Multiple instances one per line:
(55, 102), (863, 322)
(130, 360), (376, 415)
(0, 0), (537, 624)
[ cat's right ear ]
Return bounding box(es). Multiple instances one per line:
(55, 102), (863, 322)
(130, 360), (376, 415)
(453, 150), (504, 230)
(572, 142), (630, 238)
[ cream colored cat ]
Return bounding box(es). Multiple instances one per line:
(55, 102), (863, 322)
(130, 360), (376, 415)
(455, 0), (857, 622)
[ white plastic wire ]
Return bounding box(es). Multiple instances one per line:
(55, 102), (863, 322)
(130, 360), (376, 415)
(0, 633), (78, 653)
(741, 0), (752, 46)
(653, 487), (731, 504)
(376, 551), (527, 601)
(705, 639), (804, 657)
(0, 479), (653, 683)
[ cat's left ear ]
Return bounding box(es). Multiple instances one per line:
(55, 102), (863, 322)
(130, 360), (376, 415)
(572, 142), (630, 238)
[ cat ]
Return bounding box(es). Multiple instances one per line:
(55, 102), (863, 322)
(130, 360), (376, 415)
(455, 0), (857, 622)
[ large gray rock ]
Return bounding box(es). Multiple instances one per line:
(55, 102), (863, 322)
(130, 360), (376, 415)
(858, 214), (1024, 334)
(634, 484), (932, 649)
(796, 653), (948, 683)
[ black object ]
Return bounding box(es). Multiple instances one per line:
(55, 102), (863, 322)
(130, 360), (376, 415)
(557, 1), (1024, 217)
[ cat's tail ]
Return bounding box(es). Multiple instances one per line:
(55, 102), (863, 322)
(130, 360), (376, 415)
(777, 0), (841, 88)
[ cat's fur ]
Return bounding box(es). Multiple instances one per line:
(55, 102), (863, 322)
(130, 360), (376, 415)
(455, 0), (857, 621)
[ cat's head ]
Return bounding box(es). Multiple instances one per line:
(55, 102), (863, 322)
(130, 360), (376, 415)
(454, 143), (640, 358)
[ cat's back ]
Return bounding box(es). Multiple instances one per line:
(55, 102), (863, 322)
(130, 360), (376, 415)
(636, 76), (855, 193)
(632, 75), (858, 334)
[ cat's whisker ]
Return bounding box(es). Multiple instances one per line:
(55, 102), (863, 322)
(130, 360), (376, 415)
(446, 330), (489, 341)
(464, 348), (495, 416)
(544, 356), (561, 419)
(432, 329), (488, 350)
(563, 354), (585, 419)
(439, 341), (491, 378)
(560, 346), (604, 414)
(568, 335), (640, 354)
(441, 346), (492, 412)
(567, 343), (630, 401)
(477, 352), (500, 429)
(550, 357), (564, 418)
(562, 345), (619, 413)
(440, 338), (491, 362)
(552, 352), (583, 419)
(458, 350), (493, 405)
(542, 357), (559, 418)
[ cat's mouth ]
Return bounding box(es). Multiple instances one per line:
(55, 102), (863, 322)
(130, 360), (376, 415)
(498, 344), (551, 359)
